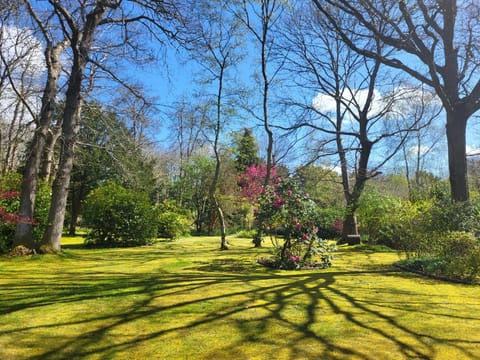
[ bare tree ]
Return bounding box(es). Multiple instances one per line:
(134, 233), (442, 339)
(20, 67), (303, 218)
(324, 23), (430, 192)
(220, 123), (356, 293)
(11, 2), (69, 250)
(187, 0), (245, 250)
(280, 4), (428, 243)
(14, 0), (185, 252)
(235, 0), (287, 247)
(312, 0), (480, 202)
(395, 86), (443, 200)
(168, 100), (209, 207)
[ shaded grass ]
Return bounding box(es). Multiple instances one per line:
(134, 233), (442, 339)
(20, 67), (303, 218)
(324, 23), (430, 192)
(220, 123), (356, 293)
(1, 236), (480, 359)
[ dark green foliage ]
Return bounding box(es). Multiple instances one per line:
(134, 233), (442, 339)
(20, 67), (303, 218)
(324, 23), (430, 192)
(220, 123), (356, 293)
(0, 172), (50, 253)
(82, 182), (157, 247)
(156, 200), (192, 240)
(171, 154), (215, 233)
(426, 191), (480, 235)
(68, 102), (158, 235)
(232, 128), (260, 172)
(312, 207), (344, 239)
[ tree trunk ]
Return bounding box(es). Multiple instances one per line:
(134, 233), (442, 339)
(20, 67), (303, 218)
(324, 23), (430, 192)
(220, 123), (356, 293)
(13, 131), (47, 249)
(40, 2), (110, 252)
(213, 195), (228, 250)
(446, 109), (469, 202)
(14, 38), (67, 251)
(39, 127), (61, 182)
(68, 185), (81, 236)
(339, 212), (361, 245)
(41, 104), (81, 251)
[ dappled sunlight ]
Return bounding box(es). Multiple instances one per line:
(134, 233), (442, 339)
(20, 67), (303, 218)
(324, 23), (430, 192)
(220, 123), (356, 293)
(1, 236), (479, 359)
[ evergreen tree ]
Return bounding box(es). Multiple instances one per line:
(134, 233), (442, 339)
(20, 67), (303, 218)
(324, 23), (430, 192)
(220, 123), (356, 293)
(233, 128), (260, 172)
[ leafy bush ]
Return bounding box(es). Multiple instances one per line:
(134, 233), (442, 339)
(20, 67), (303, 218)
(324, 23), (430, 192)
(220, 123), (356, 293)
(313, 207), (344, 239)
(357, 190), (425, 248)
(235, 229), (257, 238)
(397, 231), (480, 283)
(426, 196), (480, 235)
(0, 172), (50, 253)
(439, 231), (480, 282)
(156, 200), (191, 240)
(82, 182), (157, 247)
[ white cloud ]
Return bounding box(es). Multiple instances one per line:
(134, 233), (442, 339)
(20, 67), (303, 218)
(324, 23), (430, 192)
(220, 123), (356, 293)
(312, 88), (385, 119)
(408, 145), (431, 156)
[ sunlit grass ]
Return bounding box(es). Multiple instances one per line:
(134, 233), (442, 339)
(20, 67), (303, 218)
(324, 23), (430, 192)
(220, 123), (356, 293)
(1, 236), (480, 359)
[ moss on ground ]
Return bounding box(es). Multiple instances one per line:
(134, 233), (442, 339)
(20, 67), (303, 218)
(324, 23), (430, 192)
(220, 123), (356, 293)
(0, 236), (479, 359)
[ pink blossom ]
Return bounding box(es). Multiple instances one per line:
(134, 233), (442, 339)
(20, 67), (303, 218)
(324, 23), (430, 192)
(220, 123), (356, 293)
(238, 164), (278, 204)
(273, 197), (285, 209)
(287, 189), (293, 196)
(302, 233), (309, 239)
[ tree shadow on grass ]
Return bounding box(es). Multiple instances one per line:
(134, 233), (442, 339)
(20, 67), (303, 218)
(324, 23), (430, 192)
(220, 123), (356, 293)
(1, 248), (480, 359)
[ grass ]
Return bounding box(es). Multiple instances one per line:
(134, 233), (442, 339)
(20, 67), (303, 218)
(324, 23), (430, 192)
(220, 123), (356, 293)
(1, 236), (480, 359)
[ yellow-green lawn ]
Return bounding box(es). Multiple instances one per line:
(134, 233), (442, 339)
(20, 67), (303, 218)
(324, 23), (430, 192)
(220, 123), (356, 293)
(1, 236), (479, 359)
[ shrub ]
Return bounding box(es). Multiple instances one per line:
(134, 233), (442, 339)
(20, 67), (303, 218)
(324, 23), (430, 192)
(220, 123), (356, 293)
(255, 178), (335, 269)
(235, 229), (257, 238)
(313, 207), (344, 239)
(156, 200), (191, 240)
(357, 190), (425, 248)
(82, 182), (157, 247)
(439, 231), (480, 282)
(357, 189), (399, 245)
(426, 196), (480, 235)
(397, 231), (480, 283)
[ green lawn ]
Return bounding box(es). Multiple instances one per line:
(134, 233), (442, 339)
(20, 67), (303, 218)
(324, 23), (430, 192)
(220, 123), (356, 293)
(1, 236), (479, 360)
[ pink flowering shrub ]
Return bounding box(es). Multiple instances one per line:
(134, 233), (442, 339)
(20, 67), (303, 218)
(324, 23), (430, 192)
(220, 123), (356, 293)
(255, 178), (335, 270)
(238, 164), (277, 204)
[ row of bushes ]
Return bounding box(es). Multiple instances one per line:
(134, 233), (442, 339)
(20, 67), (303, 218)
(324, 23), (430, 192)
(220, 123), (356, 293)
(357, 189), (480, 282)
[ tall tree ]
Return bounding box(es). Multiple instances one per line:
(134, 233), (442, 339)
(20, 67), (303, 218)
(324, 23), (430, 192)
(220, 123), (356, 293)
(188, 0), (244, 249)
(235, 0), (286, 247)
(13, 2), (69, 250)
(12, 0), (185, 252)
(168, 100), (209, 207)
(0, 24), (43, 174)
(281, 4), (427, 243)
(312, 0), (480, 202)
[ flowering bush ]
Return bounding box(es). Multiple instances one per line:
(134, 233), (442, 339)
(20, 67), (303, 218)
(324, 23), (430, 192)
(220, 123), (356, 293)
(238, 164), (277, 204)
(0, 172), (50, 253)
(255, 178), (335, 270)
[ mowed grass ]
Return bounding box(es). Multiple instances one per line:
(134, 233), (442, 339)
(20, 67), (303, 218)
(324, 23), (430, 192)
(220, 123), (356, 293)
(1, 236), (480, 360)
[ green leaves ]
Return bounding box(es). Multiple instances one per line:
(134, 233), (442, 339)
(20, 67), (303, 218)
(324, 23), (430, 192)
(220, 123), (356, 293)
(83, 182), (157, 247)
